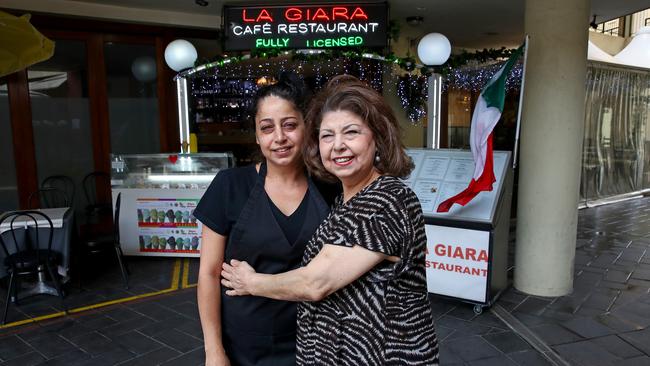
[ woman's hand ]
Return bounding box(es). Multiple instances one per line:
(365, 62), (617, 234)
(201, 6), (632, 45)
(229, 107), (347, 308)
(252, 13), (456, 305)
(221, 259), (256, 296)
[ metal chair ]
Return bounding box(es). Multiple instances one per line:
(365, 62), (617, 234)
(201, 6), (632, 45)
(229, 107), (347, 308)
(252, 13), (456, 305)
(80, 193), (129, 289)
(82, 171), (111, 217)
(0, 211), (67, 325)
(42, 175), (75, 208)
(27, 187), (69, 209)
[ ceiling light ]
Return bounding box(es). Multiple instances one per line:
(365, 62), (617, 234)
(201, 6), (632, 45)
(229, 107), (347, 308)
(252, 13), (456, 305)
(406, 16), (424, 26)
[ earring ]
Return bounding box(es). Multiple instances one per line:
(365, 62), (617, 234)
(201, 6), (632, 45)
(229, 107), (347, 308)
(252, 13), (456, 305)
(375, 153), (380, 163)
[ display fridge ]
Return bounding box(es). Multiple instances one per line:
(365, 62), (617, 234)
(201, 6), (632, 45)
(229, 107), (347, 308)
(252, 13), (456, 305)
(110, 153), (235, 257)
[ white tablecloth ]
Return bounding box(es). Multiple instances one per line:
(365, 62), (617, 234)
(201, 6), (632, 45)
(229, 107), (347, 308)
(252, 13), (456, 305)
(0, 207), (73, 278)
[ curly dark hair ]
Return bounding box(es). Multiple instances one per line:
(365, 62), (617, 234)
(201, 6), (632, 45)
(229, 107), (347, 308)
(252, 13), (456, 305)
(303, 75), (414, 182)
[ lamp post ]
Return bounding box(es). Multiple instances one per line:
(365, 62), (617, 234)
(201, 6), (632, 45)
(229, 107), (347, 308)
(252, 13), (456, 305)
(164, 39), (198, 154)
(417, 33), (451, 149)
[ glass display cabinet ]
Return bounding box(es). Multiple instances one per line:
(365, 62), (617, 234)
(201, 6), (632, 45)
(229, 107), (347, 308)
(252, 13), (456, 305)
(110, 152), (235, 257)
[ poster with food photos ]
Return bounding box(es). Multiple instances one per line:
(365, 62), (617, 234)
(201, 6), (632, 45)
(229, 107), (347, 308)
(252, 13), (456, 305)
(136, 198), (201, 253)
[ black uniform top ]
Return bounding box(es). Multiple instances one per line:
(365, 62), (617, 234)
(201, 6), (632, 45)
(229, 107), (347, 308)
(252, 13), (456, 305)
(193, 163), (331, 366)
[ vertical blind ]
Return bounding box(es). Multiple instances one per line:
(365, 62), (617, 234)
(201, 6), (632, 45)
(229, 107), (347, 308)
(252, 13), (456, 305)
(581, 62), (650, 202)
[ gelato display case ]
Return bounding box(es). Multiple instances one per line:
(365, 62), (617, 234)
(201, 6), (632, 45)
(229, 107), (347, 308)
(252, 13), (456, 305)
(110, 153), (235, 257)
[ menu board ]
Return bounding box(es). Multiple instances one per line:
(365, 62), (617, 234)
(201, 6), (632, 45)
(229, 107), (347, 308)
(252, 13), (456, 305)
(404, 149), (511, 223)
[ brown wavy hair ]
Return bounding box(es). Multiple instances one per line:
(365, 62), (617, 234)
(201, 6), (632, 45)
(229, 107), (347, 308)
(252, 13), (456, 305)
(303, 75), (414, 182)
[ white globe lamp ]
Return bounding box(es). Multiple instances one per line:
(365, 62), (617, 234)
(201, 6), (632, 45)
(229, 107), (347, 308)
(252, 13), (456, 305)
(131, 56), (157, 82)
(417, 33), (451, 66)
(164, 39), (198, 72)
(416, 32), (451, 150)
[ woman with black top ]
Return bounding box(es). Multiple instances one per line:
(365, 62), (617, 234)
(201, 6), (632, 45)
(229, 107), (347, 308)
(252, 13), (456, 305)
(193, 73), (331, 366)
(221, 76), (439, 365)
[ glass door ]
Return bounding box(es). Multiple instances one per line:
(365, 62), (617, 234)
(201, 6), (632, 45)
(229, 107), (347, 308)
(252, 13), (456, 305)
(104, 42), (160, 154)
(29, 39), (94, 214)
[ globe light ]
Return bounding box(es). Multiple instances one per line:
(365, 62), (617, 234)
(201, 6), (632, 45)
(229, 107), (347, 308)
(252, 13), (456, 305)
(131, 56), (157, 82)
(417, 33), (451, 66)
(614, 26), (650, 69)
(164, 39), (198, 72)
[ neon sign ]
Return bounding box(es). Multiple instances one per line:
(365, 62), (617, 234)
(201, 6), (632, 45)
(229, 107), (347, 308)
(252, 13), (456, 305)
(223, 3), (388, 51)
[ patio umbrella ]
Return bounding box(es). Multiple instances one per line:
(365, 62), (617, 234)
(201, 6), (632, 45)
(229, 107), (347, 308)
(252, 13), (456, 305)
(614, 26), (650, 69)
(0, 11), (54, 78)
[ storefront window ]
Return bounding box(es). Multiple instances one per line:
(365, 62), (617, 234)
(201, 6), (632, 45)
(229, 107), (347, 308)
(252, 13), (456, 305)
(0, 79), (19, 211)
(447, 88), (472, 149)
(29, 40), (94, 214)
(104, 43), (160, 154)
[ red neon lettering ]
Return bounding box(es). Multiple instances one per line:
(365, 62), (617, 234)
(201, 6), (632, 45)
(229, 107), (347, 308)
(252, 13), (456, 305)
(242, 9), (255, 22)
(312, 8), (329, 21)
(257, 9), (273, 22)
(332, 7), (349, 20)
(350, 7), (368, 20)
(242, 8), (274, 22)
(285, 7), (301, 21)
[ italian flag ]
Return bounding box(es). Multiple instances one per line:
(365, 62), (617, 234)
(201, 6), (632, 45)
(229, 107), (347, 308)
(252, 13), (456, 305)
(437, 45), (524, 213)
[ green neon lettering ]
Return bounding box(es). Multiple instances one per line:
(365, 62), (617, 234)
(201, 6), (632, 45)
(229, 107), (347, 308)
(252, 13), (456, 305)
(254, 38), (290, 48)
(306, 36), (365, 48)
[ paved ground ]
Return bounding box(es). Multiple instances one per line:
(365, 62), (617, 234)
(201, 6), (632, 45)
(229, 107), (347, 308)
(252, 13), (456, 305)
(492, 197), (650, 366)
(1, 196), (650, 365)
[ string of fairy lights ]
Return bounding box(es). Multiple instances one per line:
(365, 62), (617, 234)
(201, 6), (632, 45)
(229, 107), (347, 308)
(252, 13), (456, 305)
(183, 49), (523, 124)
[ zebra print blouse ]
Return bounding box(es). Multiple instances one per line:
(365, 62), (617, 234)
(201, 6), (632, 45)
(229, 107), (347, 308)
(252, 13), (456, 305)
(296, 175), (439, 365)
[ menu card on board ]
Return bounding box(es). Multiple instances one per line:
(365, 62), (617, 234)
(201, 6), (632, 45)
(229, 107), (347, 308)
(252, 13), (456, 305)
(404, 149), (510, 223)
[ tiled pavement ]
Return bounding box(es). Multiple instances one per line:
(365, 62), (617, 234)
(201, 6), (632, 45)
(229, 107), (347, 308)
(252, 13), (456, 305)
(1, 197), (650, 365)
(490, 197), (650, 366)
(0, 256), (178, 325)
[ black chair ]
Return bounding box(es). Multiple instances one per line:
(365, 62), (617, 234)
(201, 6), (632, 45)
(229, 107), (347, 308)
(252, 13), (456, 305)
(42, 175), (76, 208)
(27, 187), (69, 209)
(1, 211), (67, 325)
(82, 172), (112, 217)
(80, 193), (129, 289)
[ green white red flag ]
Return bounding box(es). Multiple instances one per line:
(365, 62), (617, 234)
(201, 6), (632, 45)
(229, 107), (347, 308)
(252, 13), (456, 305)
(437, 45), (524, 213)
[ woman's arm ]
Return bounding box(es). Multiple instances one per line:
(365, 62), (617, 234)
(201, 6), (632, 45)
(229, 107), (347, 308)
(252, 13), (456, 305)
(221, 244), (397, 302)
(198, 226), (230, 366)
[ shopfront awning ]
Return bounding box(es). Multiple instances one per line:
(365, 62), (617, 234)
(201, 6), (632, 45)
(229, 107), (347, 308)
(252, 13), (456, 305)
(0, 11), (54, 78)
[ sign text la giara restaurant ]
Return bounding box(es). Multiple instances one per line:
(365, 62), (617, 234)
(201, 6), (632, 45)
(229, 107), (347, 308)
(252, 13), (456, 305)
(425, 225), (491, 303)
(223, 3), (388, 51)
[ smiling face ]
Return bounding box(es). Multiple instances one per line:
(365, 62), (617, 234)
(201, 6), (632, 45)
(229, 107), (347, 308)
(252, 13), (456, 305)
(318, 109), (377, 187)
(255, 95), (305, 169)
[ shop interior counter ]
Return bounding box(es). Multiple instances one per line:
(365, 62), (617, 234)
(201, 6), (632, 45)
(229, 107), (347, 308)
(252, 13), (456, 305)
(110, 153), (235, 257)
